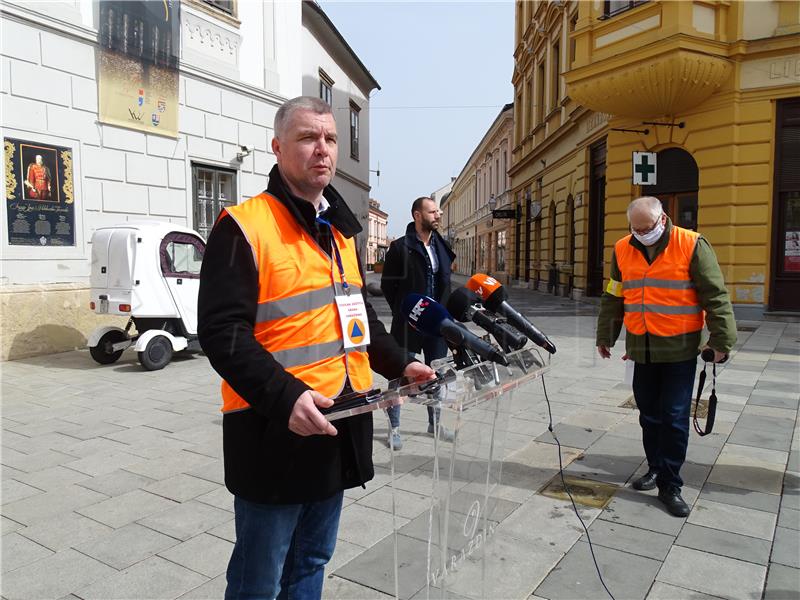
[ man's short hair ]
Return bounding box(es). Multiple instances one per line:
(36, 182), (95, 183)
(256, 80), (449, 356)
(411, 196), (432, 217)
(627, 196), (663, 221)
(274, 96), (333, 140)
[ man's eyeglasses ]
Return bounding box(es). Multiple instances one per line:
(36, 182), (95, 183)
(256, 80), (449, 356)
(631, 212), (664, 236)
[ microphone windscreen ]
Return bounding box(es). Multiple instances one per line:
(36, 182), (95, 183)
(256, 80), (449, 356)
(446, 287), (482, 322)
(466, 274), (507, 303)
(401, 294), (450, 334)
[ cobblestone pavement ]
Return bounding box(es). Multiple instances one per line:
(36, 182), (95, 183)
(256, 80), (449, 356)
(2, 273), (798, 599)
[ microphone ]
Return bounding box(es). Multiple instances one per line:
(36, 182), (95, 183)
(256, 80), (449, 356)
(401, 294), (509, 366)
(466, 273), (557, 354)
(446, 287), (528, 352)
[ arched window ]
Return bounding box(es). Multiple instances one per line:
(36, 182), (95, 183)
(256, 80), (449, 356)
(647, 148), (699, 230)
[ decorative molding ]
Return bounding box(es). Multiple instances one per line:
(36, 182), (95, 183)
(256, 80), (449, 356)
(182, 5), (241, 76)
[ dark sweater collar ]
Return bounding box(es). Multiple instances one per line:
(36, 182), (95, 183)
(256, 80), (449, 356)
(265, 164), (362, 238)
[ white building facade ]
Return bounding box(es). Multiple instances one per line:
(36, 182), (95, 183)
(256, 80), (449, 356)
(0, 0), (304, 360)
(366, 198), (388, 269)
(301, 1), (379, 261)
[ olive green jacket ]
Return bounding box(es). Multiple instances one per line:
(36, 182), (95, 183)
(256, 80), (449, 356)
(595, 218), (737, 363)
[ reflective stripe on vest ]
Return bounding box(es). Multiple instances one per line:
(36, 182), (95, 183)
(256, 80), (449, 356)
(616, 226), (704, 338)
(219, 192), (373, 413)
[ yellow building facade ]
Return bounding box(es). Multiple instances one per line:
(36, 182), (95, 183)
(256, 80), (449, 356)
(512, 0), (800, 316)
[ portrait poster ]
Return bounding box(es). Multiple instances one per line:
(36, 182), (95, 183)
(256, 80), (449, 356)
(785, 231), (800, 273)
(4, 137), (75, 246)
(97, 0), (181, 138)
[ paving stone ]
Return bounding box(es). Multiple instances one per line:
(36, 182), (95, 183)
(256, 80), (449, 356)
(788, 449), (799, 474)
(176, 574), (227, 600)
(564, 453), (642, 486)
(580, 518), (675, 561)
(12, 465), (92, 492)
(1, 478), (45, 504)
(676, 523), (771, 565)
(1, 531), (54, 573)
(77, 555), (208, 599)
(136, 499), (232, 541)
(356, 485), (434, 520)
(755, 380), (800, 394)
(73, 523), (180, 570)
(707, 461), (785, 494)
(1, 515), (25, 535)
(778, 506), (800, 531)
(2, 484), (107, 525)
(334, 533), (435, 599)
(76, 489), (178, 528)
(699, 481), (781, 513)
(63, 450), (144, 477)
(585, 434), (644, 462)
(763, 564), (800, 600)
(1, 548), (117, 600)
(158, 532), (232, 578)
(123, 450), (216, 481)
(206, 517), (235, 543)
(17, 510), (114, 551)
(76, 468), (157, 497)
(323, 575), (394, 600)
(688, 498), (777, 540)
(536, 540), (661, 600)
(771, 526), (800, 568)
(144, 473), (220, 503)
(600, 488), (686, 535)
(646, 581), (726, 599)
(338, 501), (410, 548)
(194, 485), (234, 511)
(748, 391), (799, 411)
(657, 545), (766, 600)
(535, 423), (605, 449)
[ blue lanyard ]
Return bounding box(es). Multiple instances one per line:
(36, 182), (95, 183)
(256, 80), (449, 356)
(316, 215), (350, 295)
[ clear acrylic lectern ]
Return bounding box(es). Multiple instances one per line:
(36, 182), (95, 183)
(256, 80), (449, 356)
(325, 348), (551, 599)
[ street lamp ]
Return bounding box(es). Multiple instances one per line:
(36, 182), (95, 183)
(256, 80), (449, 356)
(488, 193), (496, 226)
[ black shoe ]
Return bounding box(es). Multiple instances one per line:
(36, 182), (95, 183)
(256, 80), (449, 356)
(658, 487), (690, 517)
(632, 470), (658, 491)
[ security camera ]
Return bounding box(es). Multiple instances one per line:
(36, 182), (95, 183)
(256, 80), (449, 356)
(236, 145), (255, 162)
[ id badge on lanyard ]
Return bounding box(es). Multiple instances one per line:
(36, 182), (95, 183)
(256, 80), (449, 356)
(318, 216), (371, 349)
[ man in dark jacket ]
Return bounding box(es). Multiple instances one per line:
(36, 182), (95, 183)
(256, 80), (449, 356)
(380, 196), (457, 450)
(198, 96), (434, 599)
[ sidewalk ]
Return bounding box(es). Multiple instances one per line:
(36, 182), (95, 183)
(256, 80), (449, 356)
(1, 282), (798, 599)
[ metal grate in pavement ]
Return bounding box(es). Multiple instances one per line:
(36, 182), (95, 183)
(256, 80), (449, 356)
(539, 474), (618, 509)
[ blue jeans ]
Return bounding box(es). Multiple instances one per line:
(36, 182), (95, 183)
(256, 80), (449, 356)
(387, 336), (448, 429)
(632, 358), (697, 491)
(225, 492), (343, 600)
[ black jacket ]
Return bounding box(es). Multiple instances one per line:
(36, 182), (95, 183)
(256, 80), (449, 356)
(198, 165), (411, 505)
(381, 222), (456, 353)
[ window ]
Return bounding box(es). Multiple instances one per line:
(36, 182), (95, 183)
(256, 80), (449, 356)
(160, 233), (205, 278)
(569, 13), (578, 65)
(193, 165), (236, 240)
(536, 62), (545, 124)
(349, 102), (360, 160)
(204, 0), (234, 15)
(603, 1), (648, 18)
(319, 70), (333, 105)
(551, 42), (561, 108)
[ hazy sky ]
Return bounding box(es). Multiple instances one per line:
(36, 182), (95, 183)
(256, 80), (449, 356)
(320, 1), (515, 238)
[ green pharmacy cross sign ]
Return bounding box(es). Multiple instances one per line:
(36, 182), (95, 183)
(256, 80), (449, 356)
(633, 151), (657, 185)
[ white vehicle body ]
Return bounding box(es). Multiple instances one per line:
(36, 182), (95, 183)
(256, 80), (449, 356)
(88, 221), (205, 370)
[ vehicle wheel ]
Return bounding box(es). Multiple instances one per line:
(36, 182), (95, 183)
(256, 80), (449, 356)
(90, 330), (127, 365)
(138, 335), (173, 371)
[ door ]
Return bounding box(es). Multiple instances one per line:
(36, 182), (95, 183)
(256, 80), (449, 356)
(524, 189), (532, 281)
(160, 233), (205, 334)
(587, 139), (606, 296)
(647, 148), (699, 231)
(770, 98), (800, 311)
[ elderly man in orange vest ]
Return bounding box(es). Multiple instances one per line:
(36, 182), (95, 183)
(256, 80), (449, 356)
(198, 96), (435, 599)
(596, 196), (736, 517)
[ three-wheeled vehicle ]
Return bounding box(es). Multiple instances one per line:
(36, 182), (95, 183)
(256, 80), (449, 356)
(87, 221), (205, 370)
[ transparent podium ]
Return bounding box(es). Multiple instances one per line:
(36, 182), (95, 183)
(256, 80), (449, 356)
(326, 348), (551, 599)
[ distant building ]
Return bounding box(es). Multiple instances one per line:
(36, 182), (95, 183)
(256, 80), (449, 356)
(301, 0), (380, 261)
(442, 105), (514, 282)
(366, 198), (388, 268)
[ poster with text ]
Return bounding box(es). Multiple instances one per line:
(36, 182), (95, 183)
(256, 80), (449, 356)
(4, 138), (75, 246)
(97, 0), (180, 137)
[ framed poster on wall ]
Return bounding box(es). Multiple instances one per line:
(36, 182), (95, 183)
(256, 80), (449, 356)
(4, 137), (75, 246)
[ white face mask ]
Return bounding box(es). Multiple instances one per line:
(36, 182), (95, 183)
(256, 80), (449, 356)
(632, 216), (665, 246)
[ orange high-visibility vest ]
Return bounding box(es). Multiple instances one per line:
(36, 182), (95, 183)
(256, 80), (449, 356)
(615, 226), (704, 338)
(220, 192), (373, 413)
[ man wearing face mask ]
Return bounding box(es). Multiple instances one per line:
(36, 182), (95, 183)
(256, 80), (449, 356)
(596, 196), (736, 517)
